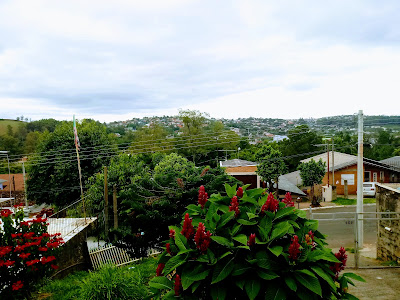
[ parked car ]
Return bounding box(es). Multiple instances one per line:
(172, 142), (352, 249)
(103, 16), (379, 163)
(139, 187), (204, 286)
(363, 182), (377, 197)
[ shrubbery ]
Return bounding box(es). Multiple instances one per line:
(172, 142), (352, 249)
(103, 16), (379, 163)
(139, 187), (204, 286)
(0, 206), (63, 299)
(150, 184), (364, 299)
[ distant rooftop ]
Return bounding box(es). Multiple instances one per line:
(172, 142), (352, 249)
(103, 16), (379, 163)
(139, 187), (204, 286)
(220, 159), (258, 167)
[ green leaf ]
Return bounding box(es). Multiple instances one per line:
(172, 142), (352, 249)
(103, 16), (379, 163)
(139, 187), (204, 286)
(174, 232), (187, 252)
(191, 281), (201, 293)
(264, 284), (286, 300)
(187, 204), (202, 213)
(237, 245), (250, 250)
(270, 221), (291, 241)
(219, 251), (232, 260)
(294, 270), (322, 297)
(211, 257), (235, 284)
(237, 219), (257, 225)
(257, 270), (279, 280)
(225, 183), (237, 198)
(211, 286), (227, 300)
(255, 251), (271, 269)
(210, 235), (234, 247)
(184, 265), (211, 281)
(307, 250), (340, 263)
(310, 266), (336, 290)
(218, 211), (235, 228)
(305, 220), (319, 231)
(149, 277), (173, 290)
(232, 234), (248, 245)
(245, 279), (261, 300)
(231, 224), (241, 236)
(274, 207), (295, 220)
(241, 196), (259, 205)
(284, 276), (297, 291)
(164, 253), (189, 274)
(235, 279), (246, 290)
(181, 276), (194, 290)
(247, 212), (257, 219)
(295, 209), (307, 219)
(269, 245), (283, 257)
(258, 226), (268, 242)
(342, 272), (366, 282)
(232, 263), (252, 276)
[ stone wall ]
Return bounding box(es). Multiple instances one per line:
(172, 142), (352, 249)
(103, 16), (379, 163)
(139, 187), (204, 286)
(376, 184), (400, 262)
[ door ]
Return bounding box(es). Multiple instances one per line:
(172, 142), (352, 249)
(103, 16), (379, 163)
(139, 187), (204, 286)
(364, 171), (371, 182)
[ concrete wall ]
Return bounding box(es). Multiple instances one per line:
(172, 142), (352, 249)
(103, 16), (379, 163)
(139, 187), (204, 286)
(376, 184), (400, 262)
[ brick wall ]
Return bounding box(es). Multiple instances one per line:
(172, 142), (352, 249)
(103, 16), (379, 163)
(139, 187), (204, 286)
(376, 184), (400, 262)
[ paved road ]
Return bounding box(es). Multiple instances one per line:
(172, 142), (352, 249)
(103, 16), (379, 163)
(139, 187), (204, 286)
(308, 204), (377, 249)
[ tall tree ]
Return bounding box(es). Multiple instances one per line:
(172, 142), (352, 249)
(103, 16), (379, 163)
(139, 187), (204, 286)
(130, 123), (172, 154)
(298, 159), (326, 206)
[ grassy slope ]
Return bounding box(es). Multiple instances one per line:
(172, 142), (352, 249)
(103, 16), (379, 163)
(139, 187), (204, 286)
(0, 119), (23, 135)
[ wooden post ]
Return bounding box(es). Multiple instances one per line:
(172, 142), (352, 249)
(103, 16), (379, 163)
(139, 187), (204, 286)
(104, 166), (108, 235)
(113, 185), (118, 230)
(344, 180), (348, 199)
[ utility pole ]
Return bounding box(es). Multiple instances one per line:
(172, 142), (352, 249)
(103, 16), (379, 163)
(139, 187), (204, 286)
(104, 166), (109, 236)
(22, 161), (28, 207)
(327, 143), (330, 187)
(332, 138), (335, 186)
(357, 110), (364, 247)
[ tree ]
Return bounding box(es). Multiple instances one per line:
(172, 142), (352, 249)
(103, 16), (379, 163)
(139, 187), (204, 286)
(130, 123), (172, 154)
(255, 145), (287, 193)
(27, 119), (116, 207)
(298, 159), (326, 206)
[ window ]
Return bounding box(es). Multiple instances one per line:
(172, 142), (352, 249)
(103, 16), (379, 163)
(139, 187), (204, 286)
(373, 172), (377, 182)
(380, 171), (384, 182)
(341, 174), (355, 185)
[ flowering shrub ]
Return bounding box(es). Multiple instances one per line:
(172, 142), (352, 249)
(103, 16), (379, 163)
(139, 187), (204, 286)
(149, 184), (364, 299)
(0, 207), (64, 299)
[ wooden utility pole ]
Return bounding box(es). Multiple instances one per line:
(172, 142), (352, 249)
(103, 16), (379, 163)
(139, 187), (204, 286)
(104, 166), (108, 234)
(113, 185), (118, 230)
(22, 161), (28, 207)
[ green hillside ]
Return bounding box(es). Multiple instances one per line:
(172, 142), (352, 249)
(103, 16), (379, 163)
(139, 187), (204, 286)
(0, 119), (23, 135)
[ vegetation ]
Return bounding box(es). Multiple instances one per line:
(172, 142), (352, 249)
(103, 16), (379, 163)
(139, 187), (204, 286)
(298, 159), (326, 206)
(150, 184), (364, 299)
(332, 198), (376, 206)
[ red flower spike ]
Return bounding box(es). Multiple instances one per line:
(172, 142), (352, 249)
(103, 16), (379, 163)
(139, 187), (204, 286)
(198, 185), (208, 209)
(156, 263), (165, 276)
(12, 281), (24, 291)
(169, 229), (175, 239)
(330, 247), (348, 279)
(261, 193), (279, 214)
(174, 274), (181, 296)
(229, 196), (240, 217)
(194, 222), (212, 254)
(247, 233), (256, 247)
(166, 243), (172, 255)
(282, 192), (295, 207)
(181, 213), (195, 239)
(236, 187), (244, 198)
(289, 235), (301, 260)
(0, 209), (12, 218)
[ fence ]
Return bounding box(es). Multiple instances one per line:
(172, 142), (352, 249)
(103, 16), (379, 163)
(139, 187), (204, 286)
(89, 244), (160, 270)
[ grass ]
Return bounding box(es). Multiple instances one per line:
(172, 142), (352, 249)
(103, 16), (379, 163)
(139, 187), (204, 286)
(332, 197), (376, 206)
(0, 119), (23, 135)
(33, 256), (158, 300)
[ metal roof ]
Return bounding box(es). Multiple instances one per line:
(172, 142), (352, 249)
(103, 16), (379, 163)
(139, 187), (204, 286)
(220, 159), (258, 167)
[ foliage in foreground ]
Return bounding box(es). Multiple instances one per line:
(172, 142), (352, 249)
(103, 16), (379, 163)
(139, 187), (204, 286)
(150, 184), (365, 299)
(0, 206), (63, 299)
(34, 257), (157, 300)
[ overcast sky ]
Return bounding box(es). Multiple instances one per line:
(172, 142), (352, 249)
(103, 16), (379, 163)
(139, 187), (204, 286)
(1, 0), (399, 122)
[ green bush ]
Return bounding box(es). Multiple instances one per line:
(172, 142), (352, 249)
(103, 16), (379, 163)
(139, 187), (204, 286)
(150, 184), (364, 299)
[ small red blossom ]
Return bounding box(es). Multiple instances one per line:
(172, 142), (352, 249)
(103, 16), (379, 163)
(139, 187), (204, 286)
(50, 264), (59, 270)
(12, 281), (24, 291)
(20, 221), (30, 227)
(40, 256), (56, 264)
(247, 233), (256, 247)
(26, 259), (40, 266)
(236, 187), (244, 198)
(229, 196), (240, 217)
(261, 193), (279, 214)
(11, 233), (22, 239)
(166, 243), (172, 255)
(0, 246), (13, 257)
(174, 274), (181, 296)
(4, 260), (15, 267)
(169, 229), (175, 239)
(181, 213), (195, 239)
(19, 253), (31, 260)
(282, 192), (295, 207)
(156, 263), (165, 276)
(23, 232), (35, 239)
(0, 209), (13, 218)
(330, 247), (347, 279)
(38, 247), (48, 252)
(289, 235), (301, 260)
(194, 222), (212, 254)
(198, 185), (208, 209)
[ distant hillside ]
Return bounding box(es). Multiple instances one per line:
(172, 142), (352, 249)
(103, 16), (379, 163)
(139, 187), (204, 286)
(0, 119), (24, 135)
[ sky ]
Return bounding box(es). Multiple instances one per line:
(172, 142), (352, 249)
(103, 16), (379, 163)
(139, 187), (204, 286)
(1, 0), (400, 122)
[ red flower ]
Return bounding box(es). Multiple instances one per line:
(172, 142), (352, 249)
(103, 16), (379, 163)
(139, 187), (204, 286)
(41, 256), (56, 264)
(289, 235), (301, 260)
(194, 222), (212, 254)
(166, 243), (172, 255)
(330, 247), (347, 279)
(282, 192), (294, 207)
(169, 229), (175, 239)
(26, 259), (40, 266)
(261, 193), (279, 214)
(11, 233), (22, 239)
(0, 246), (13, 257)
(12, 281), (24, 291)
(181, 213), (194, 239)
(39, 247), (48, 252)
(20, 221), (30, 227)
(229, 196), (240, 218)
(236, 187), (244, 198)
(247, 233), (256, 247)
(174, 274), (181, 296)
(156, 263), (165, 276)
(23, 232), (35, 239)
(50, 264), (59, 270)
(19, 253), (31, 260)
(198, 185), (208, 209)
(4, 260), (15, 267)
(0, 209), (12, 218)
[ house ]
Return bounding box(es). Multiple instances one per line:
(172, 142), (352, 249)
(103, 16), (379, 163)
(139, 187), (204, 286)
(0, 174), (25, 196)
(220, 159), (305, 196)
(282, 151), (400, 195)
(380, 156), (400, 173)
